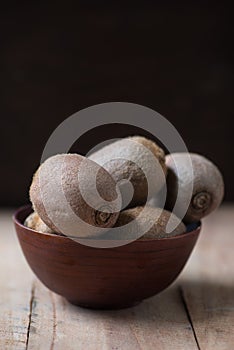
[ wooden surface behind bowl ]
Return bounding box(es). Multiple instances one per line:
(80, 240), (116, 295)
(14, 205), (200, 309)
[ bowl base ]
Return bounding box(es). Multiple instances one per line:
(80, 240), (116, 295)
(66, 299), (142, 310)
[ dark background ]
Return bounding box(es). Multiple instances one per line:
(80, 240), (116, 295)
(1, 1), (233, 206)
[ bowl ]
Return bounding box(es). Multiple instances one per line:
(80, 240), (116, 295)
(13, 205), (201, 309)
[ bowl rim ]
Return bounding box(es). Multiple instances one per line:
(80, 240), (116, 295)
(13, 204), (201, 243)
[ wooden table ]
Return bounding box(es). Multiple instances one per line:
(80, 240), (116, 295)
(1, 206), (234, 350)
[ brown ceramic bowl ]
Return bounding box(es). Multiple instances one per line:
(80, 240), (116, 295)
(14, 205), (201, 309)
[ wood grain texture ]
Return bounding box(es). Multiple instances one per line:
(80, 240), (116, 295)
(1, 206), (234, 349)
(26, 280), (198, 350)
(180, 206), (234, 350)
(0, 210), (34, 350)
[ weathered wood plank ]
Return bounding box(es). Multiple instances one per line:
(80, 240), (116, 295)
(180, 206), (234, 350)
(26, 281), (56, 350)
(27, 279), (198, 350)
(0, 210), (34, 350)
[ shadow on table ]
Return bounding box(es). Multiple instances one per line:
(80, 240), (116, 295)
(180, 278), (234, 312)
(64, 279), (234, 326)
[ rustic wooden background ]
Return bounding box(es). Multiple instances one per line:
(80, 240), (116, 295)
(0, 1), (233, 206)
